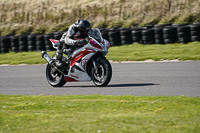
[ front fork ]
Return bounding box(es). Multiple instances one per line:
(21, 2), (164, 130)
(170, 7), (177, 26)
(92, 59), (98, 70)
(92, 57), (105, 74)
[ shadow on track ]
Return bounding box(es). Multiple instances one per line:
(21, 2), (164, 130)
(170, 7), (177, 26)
(108, 83), (159, 87)
(65, 83), (159, 88)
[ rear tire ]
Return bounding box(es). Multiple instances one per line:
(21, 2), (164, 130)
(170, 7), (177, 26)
(91, 58), (112, 87)
(46, 64), (66, 87)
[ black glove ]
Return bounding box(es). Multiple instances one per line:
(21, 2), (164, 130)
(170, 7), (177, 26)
(75, 39), (87, 46)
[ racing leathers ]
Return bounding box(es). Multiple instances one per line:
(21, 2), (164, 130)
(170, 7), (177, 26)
(56, 24), (88, 65)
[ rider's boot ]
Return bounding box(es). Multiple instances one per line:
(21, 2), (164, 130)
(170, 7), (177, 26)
(63, 49), (72, 68)
(55, 50), (64, 68)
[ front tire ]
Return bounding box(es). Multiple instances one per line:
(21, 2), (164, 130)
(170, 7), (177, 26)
(91, 58), (112, 87)
(46, 64), (66, 87)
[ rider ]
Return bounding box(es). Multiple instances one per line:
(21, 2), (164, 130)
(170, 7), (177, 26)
(56, 19), (92, 67)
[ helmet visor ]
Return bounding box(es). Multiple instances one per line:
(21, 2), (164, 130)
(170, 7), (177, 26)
(79, 26), (91, 33)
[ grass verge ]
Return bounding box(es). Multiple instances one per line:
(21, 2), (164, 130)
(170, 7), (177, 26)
(107, 42), (200, 61)
(0, 42), (200, 65)
(0, 95), (199, 132)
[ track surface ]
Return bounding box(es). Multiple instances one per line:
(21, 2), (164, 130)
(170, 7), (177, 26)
(0, 61), (200, 97)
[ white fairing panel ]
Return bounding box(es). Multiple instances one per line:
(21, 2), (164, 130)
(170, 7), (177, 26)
(67, 53), (95, 81)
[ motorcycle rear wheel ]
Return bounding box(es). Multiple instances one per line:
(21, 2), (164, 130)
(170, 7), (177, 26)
(91, 58), (112, 87)
(46, 64), (66, 87)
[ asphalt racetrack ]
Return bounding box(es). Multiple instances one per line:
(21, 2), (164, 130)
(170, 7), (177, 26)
(0, 61), (200, 97)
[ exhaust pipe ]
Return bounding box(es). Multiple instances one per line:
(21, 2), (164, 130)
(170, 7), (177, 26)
(41, 51), (65, 75)
(41, 51), (53, 65)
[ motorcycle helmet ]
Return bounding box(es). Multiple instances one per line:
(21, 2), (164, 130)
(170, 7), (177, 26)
(75, 19), (91, 33)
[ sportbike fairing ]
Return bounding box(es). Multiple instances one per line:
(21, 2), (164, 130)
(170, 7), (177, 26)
(42, 28), (111, 84)
(65, 28), (110, 82)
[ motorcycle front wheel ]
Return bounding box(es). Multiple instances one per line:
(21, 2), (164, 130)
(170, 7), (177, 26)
(91, 58), (112, 87)
(46, 64), (66, 87)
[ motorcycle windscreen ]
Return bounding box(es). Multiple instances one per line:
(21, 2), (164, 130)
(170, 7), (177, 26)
(88, 28), (103, 42)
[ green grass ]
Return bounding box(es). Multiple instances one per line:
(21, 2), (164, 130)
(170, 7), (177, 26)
(0, 51), (55, 65)
(107, 42), (200, 61)
(1, 42), (200, 65)
(0, 95), (199, 133)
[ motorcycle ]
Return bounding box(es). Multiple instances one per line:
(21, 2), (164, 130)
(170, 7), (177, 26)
(41, 28), (112, 87)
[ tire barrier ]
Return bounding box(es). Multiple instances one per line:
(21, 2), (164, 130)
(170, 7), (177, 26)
(54, 32), (63, 40)
(120, 28), (133, 45)
(36, 35), (45, 51)
(163, 26), (177, 44)
(11, 36), (19, 52)
(1, 36), (11, 54)
(108, 28), (121, 46)
(142, 29), (155, 44)
(18, 35), (28, 52)
(1, 23), (200, 54)
(44, 33), (54, 51)
(154, 27), (164, 44)
(154, 24), (172, 28)
(132, 28), (143, 44)
(100, 28), (109, 42)
(177, 25), (191, 43)
(190, 23), (200, 42)
(28, 34), (38, 52)
(154, 24), (172, 44)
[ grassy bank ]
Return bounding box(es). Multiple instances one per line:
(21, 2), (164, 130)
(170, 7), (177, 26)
(0, 95), (199, 132)
(108, 42), (200, 61)
(1, 0), (200, 35)
(0, 42), (200, 65)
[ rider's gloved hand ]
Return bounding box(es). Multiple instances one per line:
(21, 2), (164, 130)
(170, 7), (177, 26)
(75, 39), (87, 46)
